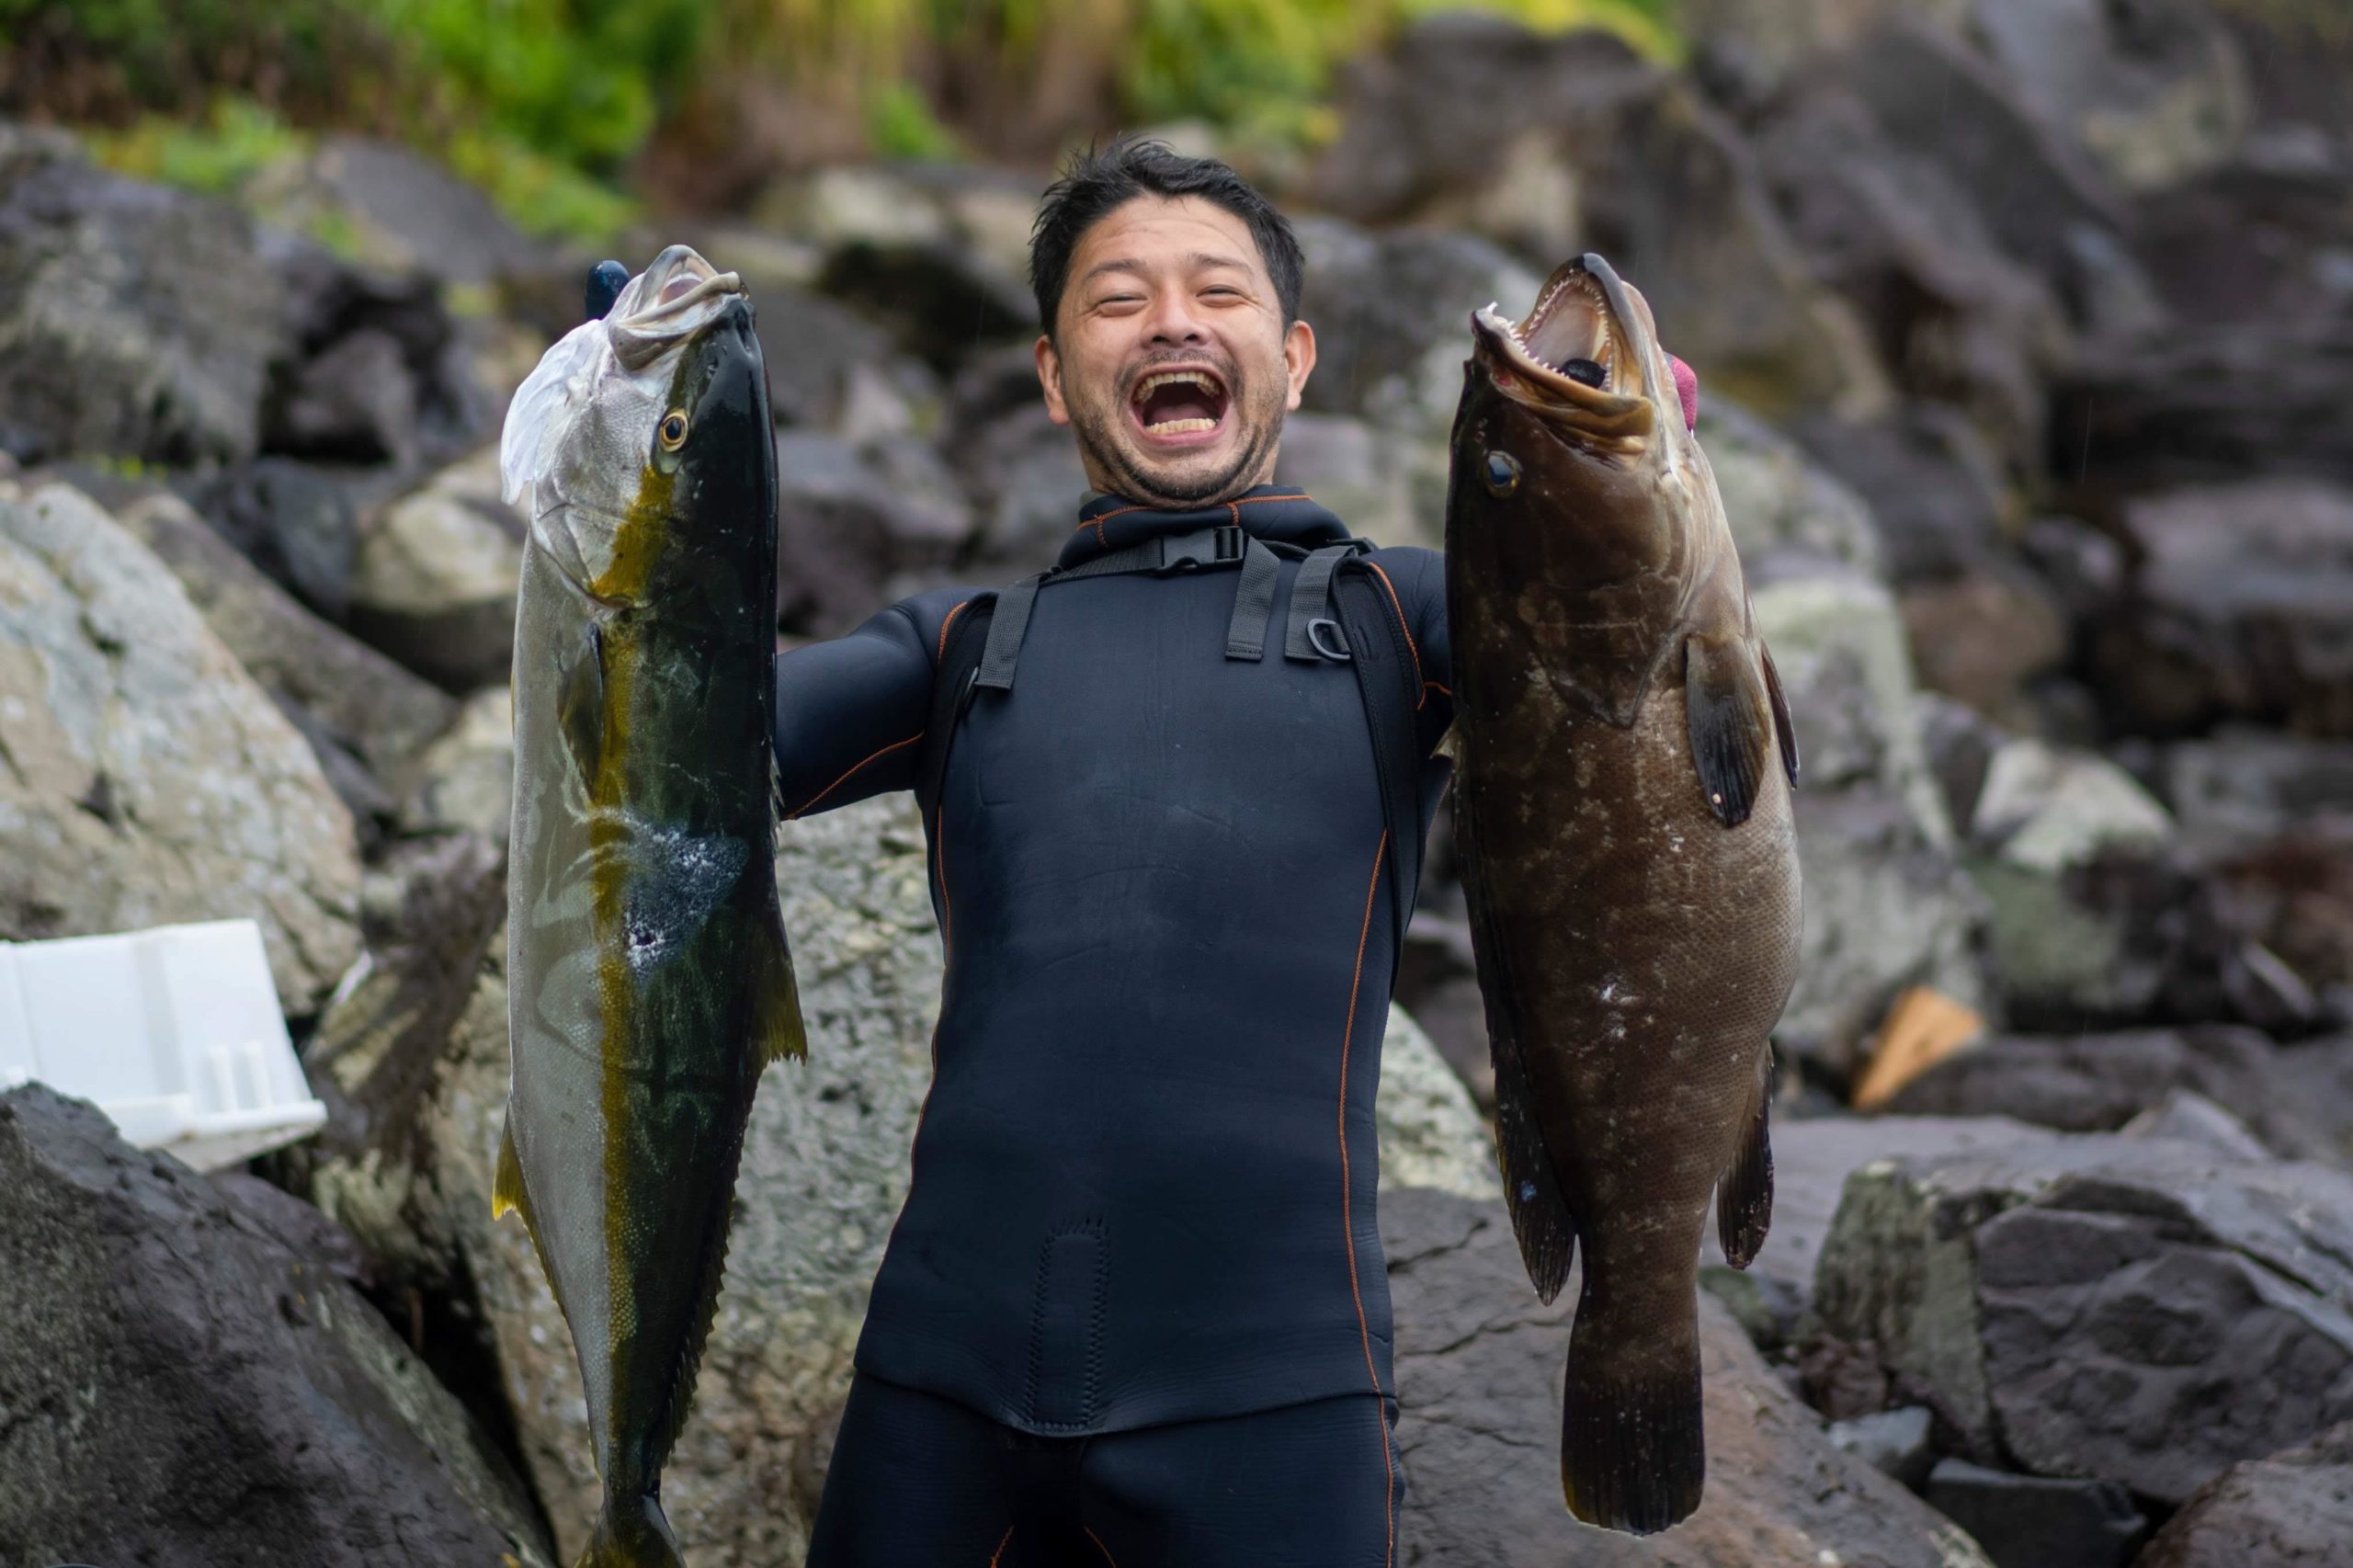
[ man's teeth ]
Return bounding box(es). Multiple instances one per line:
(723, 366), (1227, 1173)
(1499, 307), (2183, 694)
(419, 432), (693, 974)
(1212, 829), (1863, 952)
(1136, 370), (1218, 397)
(1146, 415), (1218, 434)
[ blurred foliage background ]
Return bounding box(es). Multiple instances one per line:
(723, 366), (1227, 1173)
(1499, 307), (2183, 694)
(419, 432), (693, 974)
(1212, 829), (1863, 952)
(0, 0), (1683, 240)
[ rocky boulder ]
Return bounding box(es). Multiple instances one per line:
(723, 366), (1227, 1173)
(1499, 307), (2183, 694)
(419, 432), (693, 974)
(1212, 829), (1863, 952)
(0, 127), (285, 465)
(1813, 1131), (2353, 1504)
(346, 446), (524, 692)
(399, 686), (516, 845)
(0, 1085), (553, 1568)
(110, 487), (460, 811)
(2138, 1421), (2353, 1568)
(0, 479), (359, 1007)
(1887, 1028), (2353, 1166)
(1748, 561), (1988, 1074)
(1384, 1186), (1996, 1567)
(2088, 480), (2353, 739)
(772, 427), (969, 637)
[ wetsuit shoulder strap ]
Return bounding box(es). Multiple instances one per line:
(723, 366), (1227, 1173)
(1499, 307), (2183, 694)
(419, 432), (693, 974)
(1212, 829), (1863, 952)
(1330, 562), (1426, 960)
(919, 591), (997, 818)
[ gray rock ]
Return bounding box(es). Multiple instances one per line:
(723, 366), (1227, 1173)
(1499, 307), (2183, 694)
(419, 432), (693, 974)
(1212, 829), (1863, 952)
(959, 402), (1090, 576)
(2161, 730), (2353, 858)
(1793, 405), (2014, 585)
(1813, 1132), (2353, 1501)
(399, 687), (516, 845)
(2122, 1089), (2278, 1164)
(2091, 480), (2353, 739)
(181, 456), (393, 621)
(309, 795), (1493, 1564)
(1699, 1114), (2061, 1345)
(249, 136), (544, 287)
(1829, 1404), (1937, 1490)
(347, 447), (524, 691)
(773, 428), (969, 637)
(273, 325), (422, 466)
(2137, 1421), (2353, 1568)
(1755, 79), (2073, 469)
(110, 488), (460, 803)
(0, 127), (285, 465)
(1294, 217), (1540, 446)
(1888, 1028), (2353, 1165)
(1274, 411), (1430, 551)
(0, 1085), (553, 1568)
(1305, 18), (1889, 421)
(2053, 326), (2353, 495)
(1750, 567), (1988, 1073)
(1706, 399), (1884, 577)
(1921, 1458), (2145, 1568)
(0, 479), (359, 1007)
(1384, 1187), (1995, 1568)
(1915, 692), (2007, 839)
(1964, 0), (2249, 193)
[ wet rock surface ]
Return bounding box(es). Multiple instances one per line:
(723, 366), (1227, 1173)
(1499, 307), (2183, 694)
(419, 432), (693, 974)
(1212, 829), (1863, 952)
(2137, 1422), (2353, 1568)
(1386, 1187), (1995, 1567)
(0, 1085), (553, 1568)
(1813, 1131), (2353, 1504)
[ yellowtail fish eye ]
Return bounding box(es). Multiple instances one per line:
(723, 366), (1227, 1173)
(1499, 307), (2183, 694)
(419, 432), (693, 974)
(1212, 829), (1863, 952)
(658, 410), (689, 450)
(1483, 450), (1520, 497)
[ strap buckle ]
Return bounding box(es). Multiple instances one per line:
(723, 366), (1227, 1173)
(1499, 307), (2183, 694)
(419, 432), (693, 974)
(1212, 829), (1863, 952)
(1306, 618), (1352, 662)
(1154, 525), (1245, 574)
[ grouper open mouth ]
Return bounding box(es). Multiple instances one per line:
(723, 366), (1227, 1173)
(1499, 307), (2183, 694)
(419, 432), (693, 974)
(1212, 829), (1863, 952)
(1126, 363), (1233, 444)
(1472, 254), (1658, 445)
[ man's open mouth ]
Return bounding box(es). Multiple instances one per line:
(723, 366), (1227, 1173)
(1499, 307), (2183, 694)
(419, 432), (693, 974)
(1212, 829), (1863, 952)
(1129, 368), (1231, 440)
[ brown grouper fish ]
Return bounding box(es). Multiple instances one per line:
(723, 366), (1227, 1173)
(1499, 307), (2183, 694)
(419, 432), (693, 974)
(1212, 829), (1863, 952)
(1444, 254), (1802, 1534)
(494, 245), (806, 1568)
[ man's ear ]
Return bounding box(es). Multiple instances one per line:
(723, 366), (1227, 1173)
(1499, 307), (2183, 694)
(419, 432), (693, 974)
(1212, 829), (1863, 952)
(1035, 334), (1072, 426)
(1282, 319), (1317, 413)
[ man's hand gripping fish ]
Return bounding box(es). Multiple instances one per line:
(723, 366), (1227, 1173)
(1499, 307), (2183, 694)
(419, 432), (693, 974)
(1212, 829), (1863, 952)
(1444, 254), (1802, 1535)
(494, 246), (806, 1568)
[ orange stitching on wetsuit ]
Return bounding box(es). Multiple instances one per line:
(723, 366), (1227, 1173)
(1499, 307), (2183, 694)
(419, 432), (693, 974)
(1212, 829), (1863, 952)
(938, 597), (973, 662)
(785, 730), (923, 819)
(1069, 490), (1311, 547)
(1362, 561), (1427, 710)
(1423, 680), (1452, 699)
(1084, 1525), (1120, 1565)
(1337, 830), (1399, 1566)
(989, 1524), (1015, 1565)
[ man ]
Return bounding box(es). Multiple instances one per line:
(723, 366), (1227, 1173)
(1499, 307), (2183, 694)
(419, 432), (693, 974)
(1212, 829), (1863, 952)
(778, 138), (1687, 1566)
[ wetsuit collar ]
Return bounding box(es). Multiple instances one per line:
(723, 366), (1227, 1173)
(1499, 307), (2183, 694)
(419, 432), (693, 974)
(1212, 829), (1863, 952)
(1061, 484), (1351, 569)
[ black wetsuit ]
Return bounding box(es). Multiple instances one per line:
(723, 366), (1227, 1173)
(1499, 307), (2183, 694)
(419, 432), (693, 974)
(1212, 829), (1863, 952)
(774, 486), (1452, 1567)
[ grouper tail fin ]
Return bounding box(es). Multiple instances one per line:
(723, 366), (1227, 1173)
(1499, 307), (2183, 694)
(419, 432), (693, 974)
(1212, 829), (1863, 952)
(1559, 1267), (1705, 1536)
(577, 1489), (685, 1568)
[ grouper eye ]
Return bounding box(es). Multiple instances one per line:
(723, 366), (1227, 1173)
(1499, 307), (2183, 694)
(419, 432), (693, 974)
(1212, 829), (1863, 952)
(1482, 450), (1520, 497)
(658, 410), (689, 450)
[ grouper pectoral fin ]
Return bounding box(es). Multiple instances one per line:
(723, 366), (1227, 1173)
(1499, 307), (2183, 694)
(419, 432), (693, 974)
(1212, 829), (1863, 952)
(1453, 783), (1578, 1303)
(1684, 631), (1775, 828)
(557, 620), (608, 783)
(1714, 1050), (1776, 1270)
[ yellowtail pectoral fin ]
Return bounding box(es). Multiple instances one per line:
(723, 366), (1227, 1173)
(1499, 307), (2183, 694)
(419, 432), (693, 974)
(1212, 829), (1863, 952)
(492, 1115), (534, 1227)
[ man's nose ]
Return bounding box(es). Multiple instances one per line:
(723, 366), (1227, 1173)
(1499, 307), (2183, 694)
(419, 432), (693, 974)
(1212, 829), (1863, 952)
(1140, 288), (1209, 346)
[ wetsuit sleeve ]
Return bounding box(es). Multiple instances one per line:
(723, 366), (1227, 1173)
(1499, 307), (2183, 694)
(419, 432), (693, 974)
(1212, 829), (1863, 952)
(772, 587), (974, 819)
(1369, 545), (1455, 757)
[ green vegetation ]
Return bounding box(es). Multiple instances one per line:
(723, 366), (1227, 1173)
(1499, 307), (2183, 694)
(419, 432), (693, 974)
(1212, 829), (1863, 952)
(4, 0), (1679, 237)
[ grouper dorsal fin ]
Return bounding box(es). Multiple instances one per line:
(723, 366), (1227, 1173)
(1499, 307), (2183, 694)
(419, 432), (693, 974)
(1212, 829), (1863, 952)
(1684, 631), (1776, 828)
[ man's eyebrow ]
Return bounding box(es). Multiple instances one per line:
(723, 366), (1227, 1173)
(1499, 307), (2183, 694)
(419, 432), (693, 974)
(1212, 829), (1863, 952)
(1078, 252), (1258, 288)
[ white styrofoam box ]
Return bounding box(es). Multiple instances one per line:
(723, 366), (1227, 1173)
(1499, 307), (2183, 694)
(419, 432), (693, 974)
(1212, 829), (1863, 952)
(0, 919), (326, 1170)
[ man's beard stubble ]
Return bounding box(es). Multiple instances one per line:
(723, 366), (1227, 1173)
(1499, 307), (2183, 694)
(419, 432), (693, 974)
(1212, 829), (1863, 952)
(1069, 367), (1287, 507)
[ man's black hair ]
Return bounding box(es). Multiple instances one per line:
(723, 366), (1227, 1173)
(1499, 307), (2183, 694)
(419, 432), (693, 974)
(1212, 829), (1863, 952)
(1029, 135), (1305, 337)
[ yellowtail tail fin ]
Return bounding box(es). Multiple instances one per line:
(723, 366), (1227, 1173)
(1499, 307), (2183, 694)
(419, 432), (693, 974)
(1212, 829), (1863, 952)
(576, 1489), (685, 1568)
